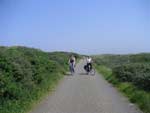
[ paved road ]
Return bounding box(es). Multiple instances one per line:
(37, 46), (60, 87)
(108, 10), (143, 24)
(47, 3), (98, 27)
(29, 60), (142, 113)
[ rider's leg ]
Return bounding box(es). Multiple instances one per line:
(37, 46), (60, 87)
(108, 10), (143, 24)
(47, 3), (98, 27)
(71, 63), (75, 74)
(72, 64), (75, 73)
(87, 63), (90, 72)
(69, 64), (72, 73)
(89, 63), (92, 70)
(69, 64), (73, 74)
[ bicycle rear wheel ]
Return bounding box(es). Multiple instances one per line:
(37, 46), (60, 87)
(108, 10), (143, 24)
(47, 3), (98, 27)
(69, 64), (75, 75)
(90, 68), (95, 75)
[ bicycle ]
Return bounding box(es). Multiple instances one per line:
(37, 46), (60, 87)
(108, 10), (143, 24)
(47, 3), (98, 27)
(84, 64), (95, 75)
(69, 63), (75, 75)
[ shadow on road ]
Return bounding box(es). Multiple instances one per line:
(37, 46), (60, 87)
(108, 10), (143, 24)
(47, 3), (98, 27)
(78, 72), (88, 75)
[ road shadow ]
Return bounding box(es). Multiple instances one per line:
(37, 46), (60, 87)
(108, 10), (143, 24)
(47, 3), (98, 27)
(78, 72), (88, 76)
(65, 74), (72, 76)
(65, 72), (72, 76)
(65, 72), (91, 76)
(65, 72), (76, 76)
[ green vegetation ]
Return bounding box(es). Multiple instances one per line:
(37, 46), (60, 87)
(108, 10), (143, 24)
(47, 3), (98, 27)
(0, 46), (80, 113)
(94, 53), (150, 113)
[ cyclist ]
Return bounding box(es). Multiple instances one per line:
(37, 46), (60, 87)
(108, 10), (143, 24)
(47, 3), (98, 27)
(84, 56), (95, 74)
(68, 55), (76, 75)
(85, 56), (93, 73)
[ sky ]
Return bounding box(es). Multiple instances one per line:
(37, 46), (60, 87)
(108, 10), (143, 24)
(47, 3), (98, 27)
(0, 0), (150, 54)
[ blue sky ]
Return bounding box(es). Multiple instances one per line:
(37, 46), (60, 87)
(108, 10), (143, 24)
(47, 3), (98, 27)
(0, 0), (149, 54)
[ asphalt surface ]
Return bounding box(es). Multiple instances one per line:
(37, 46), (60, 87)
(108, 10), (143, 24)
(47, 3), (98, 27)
(29, 60), (142, 113)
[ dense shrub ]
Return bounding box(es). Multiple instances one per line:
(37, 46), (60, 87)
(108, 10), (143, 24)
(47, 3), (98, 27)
(113, 63), (150, 91)
(94, 53), (150, 68)
(0, 46), (80, 113)
(94, 54), (150, 91)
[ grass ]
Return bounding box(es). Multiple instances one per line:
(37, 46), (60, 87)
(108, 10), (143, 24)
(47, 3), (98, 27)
(96, 65), (150, 113)
(0, 73), (64, 113)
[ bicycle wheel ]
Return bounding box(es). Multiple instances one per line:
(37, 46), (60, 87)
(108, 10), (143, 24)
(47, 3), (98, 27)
(69, 65), (73, 75)
(90, 68), (95, 75)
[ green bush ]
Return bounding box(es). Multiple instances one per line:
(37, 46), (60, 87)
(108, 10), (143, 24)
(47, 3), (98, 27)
(95, 60), (150, 113)
(94, 54), (150, 91)
(113, 63), (150, 91)
(94, 53), (150, 68)
(0, 46), (80, 113)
